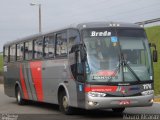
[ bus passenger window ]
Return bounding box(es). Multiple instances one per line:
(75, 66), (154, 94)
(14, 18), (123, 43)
(16, 43), (24, 61)
(10, 44), (16, 62)
(25, 41), (33, 60)
(4, 47), (9, 63)
(44, 35), (55, 58)
(56, 32), (67, 56)
(34, 38), (43, 59)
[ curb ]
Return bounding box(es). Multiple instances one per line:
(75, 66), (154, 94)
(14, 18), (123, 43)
(154, 95), (160, 98)
(154, 96), (160, 103)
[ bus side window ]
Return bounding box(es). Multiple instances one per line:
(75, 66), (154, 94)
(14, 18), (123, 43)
(56, 32), (67, 57)
(34, 38), (43, 59)
(9, 44), (16, 62)
(68, 29), (80, 53)
(25, 41), (33, 60)
(44, 35), (55, 58)
(16, 43), (24, 61)
(4, 47), (9, 63)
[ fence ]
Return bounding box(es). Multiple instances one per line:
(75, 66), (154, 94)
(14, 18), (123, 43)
(135, 18), (160, 27)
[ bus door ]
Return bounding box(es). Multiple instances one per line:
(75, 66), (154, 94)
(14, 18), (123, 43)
(68, 29), (86, 108)
(75, 44), (87, 108)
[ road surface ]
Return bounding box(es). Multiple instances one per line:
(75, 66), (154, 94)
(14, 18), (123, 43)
(0, 84), (160, 120)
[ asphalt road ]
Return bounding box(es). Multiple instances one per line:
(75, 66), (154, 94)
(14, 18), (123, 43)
(0, 84), (160, 120)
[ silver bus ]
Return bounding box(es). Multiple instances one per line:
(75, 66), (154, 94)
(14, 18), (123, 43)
(3, 22), (157, 114)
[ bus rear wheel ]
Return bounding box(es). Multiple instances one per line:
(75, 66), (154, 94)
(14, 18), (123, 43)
(112, 108), (125, 113)
(16, 87), (25, 105)
(59, 91), (73, 115)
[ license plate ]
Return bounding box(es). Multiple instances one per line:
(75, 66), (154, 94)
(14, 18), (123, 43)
(119, 100), (130, 105)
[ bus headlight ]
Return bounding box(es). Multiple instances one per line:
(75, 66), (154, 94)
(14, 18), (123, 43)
(88, 101), (98, 106)
(141, 90), (154, 96)
(88, 92), (106, 97)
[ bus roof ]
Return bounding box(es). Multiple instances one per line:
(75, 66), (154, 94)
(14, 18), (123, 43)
(4, 21), (142, 46)
(76, 21), (142, 30)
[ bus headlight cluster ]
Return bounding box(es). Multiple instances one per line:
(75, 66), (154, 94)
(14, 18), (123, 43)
(88, 92), (106, 97)
(141, 90), (154, 96)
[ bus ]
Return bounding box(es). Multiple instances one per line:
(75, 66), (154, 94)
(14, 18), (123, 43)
(3, 22), (158, 114)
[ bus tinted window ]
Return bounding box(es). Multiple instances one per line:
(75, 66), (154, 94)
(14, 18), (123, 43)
(44, 35), (55, 58)
(56, 32), (67, 56)
(117, 29), (145, 37)
(10, 44), (16, 62)
(4, 47), (9, 63)
(68, 29), (80, 53)
(25, 41), (33, 60)
(34, 38), (43, 59)
(16, 43), (24, 61)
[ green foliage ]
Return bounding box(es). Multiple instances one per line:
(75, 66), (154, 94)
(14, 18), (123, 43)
(145, 26), (160, 95)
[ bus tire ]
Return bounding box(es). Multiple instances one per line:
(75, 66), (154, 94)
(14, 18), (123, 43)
(16, 86), (25, 105)
(112, 108), (125, 113)
(59, 91), (73, 115)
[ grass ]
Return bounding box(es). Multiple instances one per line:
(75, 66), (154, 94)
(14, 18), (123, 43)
(145, 26), (160, 95)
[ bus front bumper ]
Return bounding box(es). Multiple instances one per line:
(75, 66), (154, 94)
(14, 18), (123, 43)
(85, 94), (154, 110)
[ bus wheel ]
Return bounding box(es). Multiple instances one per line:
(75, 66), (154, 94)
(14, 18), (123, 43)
(16, 87), (25, 105)
(59, 91), (73, 115)
(112, 108), (125, 113)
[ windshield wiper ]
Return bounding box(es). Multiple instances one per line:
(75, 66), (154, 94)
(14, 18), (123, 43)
(120, 51), (141, 82)
(108, 54), (141, 82)
(123, 60), (141, 82)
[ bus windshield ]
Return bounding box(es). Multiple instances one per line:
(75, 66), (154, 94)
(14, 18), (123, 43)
(83, 28), (152, 83)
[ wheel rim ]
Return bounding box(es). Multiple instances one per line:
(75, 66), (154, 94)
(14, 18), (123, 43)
(62, 96), (68, 110)
(17, 91), (21, 102)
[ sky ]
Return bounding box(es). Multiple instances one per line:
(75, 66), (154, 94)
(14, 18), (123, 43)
(0, 0), (160, 51)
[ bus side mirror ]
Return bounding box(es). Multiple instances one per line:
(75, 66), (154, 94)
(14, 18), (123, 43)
(153, 50), (158, 62)
(149, 43), (158, 62)
(80, 48), (87, 62)
(76, 44), (87, 62)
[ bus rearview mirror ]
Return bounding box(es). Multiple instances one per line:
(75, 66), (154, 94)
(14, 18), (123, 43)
(76, 44), (87, 62)
(149, 43), (158, 62)
(153, 50), (158, 62)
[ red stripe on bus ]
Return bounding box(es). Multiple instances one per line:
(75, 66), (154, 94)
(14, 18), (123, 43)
(30, 61), (44, 102)
(19, 64), (29, 99)
(85, 86), (118, 92)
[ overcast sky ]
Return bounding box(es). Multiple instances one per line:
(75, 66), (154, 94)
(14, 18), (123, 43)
(0, 0), (160, 51)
